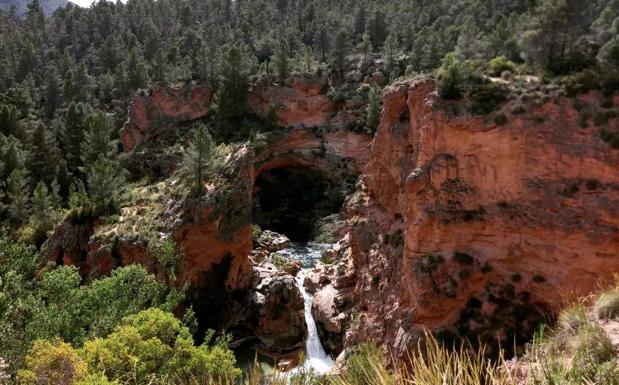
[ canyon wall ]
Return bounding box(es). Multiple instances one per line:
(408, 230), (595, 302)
(335, 79), (619, 356)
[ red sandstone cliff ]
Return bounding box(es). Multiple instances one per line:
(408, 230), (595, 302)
(331, 79), (619, 356)
(120, 85), (213, 151)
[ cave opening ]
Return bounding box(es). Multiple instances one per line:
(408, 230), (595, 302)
(252, 167), (344, 243)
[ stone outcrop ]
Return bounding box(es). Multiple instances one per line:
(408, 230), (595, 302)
(251, 265), (307, 356)
(120, 85), (213, 151)
(339, 79), (619, 356)
(248, 77), (365, 131)
(228, 263), (307, 358)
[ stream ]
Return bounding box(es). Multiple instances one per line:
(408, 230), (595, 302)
(278, 243), (336, 375)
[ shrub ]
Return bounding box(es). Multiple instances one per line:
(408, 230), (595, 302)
(562, 70), (599, 97)
(467, 82), (508, 115)
(437, 53), (464, 100)
(489, 56), (516, 77)
(17, 340), (87, 385)
(572, 324), (615, 380)
(511, 104), (526, 115)
(81, 308), (241, 385)
(493, 113), (508, 126)
(594, 289), (619, 319)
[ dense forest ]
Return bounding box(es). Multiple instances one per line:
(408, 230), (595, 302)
(0, 0), (617, 244)
(0, 0), (618, 384)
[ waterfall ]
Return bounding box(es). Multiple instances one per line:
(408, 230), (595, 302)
(295, 270), (335, 374)
(279, 243), (336, 375)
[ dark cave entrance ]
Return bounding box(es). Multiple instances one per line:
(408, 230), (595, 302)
(252, 167), (345, 243)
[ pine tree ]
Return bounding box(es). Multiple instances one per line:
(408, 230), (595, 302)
(68, 179), (88, 210)
(0, 104), (21, 137)
(28, 121), (60, 185)
(62, 102), (92, 174)
(315, 25), (330, 62)
(366, 10), (388, 49)
(63, 69), (75, 102)
(1, 140), (23, 180)
(331, 30), (349, 80)
(85, 155), (126, 208)
(73, 64), (93, 102)
(183, 124), (214, 197)
(384, 31), (399, 81)
(455, 15), (482, 61)
(30, 181), (53, 232)
(358, 32), (373, 61)
(44, 67), (62, 118)
(6, 168), (30, 227)
(275, 37), (289, 84)
(364, 87), (382, 135)
(81, 111), (114, 166)
(521, 0), (597, 73)
(126, 48), (150, 90)
(216, 40), (250, 139)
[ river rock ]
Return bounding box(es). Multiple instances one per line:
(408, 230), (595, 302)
(311, 284), (353, 357)
(252, 266), (308, 356)
(257, 230), (292, 253)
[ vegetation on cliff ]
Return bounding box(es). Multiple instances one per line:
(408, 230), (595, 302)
(0, 0), (617, 383)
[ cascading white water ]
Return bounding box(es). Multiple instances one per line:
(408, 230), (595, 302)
(278, 243), (336, 375)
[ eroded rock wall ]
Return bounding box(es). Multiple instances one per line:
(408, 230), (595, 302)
(120, 85), (213, 151)
(342, 79), (619, 355)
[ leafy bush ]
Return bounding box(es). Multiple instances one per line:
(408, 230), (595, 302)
(488, 56), (516, 77)
(562, 70), (600, 97)
(82, 308), (240, 385)
(467, 82), (508, 115)
(438, 54), (508, 115)
(0, 235), (183, 376)
(437, 54), (464, 100)
(17, 339), (87, 385)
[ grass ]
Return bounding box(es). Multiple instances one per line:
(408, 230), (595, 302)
(594, 289), (619, 320)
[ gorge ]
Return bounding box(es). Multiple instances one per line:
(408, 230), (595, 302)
(42, 73), (619, 366)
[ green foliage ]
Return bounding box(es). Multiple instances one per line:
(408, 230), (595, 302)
(17, 309), (239, 385)
(81, 111), (115, 166)
(467, 82), (508, 115)
(364, 86), (382, 135)
(438, 54), (508, 114)
(437, 53), (464, 100)
(182, 124), (215, 197)
(0, 233), (183, 376)
(275, 37), (289, 84)
(84, 155), (127, 211)
(488, 56), (516, 77)
(216, 40), (251, 139)
(17, 339), (88, 385)
(81, 308), (241, 385)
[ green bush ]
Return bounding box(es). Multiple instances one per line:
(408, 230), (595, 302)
(493, 113), (508, 126)
(467, 82), (509, 115)
(488, 56), (516, 77)
(82, 308), (241, 385)
(437, 55), (463, 100)
(562, 70), (600, 97)
(17, 340), (87, 385)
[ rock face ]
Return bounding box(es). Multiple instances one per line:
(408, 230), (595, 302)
(341, 79), (619, 356)
(120, 85), (213, 151)
(250, 265), (307, 356)
(248, 77), (364, 131)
